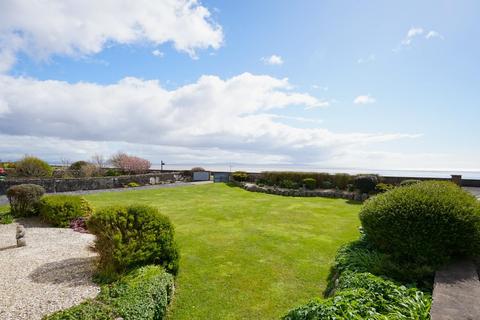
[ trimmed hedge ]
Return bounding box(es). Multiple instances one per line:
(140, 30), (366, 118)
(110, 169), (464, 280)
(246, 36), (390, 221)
(44, 265), (174, 320)
(284, 271), (431, 320)
(259, 172), (354, 190)
(87, 205), (179, 278)
(360, 181), (480, 267)
(6, 184), (45, 217)
(39, 195), (93, 227)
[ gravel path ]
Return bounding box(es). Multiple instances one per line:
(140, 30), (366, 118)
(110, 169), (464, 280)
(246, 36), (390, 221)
(0, 181), (212, 205)
(0, 218), (100, 320)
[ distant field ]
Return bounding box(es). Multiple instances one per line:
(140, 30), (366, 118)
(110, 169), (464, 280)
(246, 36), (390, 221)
(84, 183), (361, 319)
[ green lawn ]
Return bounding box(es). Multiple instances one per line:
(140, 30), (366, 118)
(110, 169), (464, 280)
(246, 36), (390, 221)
(84, 183), (361, 319)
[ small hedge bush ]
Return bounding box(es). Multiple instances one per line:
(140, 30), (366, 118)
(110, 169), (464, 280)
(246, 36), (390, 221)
(126, 182), (140, 188)
(232, 171), (248, 182)
(69, 160), (89, 171)
(87, 205), (179, 278)
(284, 271), (431, 320)
(39, 195), (93, 227)
(353, 175), (378, 193)
(44, 265), (174, 320)
(360, 181), (480, 267)
(15, 156), (53, 177)
(302, 178), (316, 190)
(6, 184), (45, 217)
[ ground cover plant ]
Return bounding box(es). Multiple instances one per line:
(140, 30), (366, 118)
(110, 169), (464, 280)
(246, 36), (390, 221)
(84, 183), (361, 319)
(44, 265), (174, 320)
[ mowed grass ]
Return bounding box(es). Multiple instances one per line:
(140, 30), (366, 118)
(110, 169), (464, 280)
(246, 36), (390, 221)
(83, 183), (361, 319)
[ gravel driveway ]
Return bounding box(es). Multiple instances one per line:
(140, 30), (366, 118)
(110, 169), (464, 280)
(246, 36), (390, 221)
(0, 218), (100, 320)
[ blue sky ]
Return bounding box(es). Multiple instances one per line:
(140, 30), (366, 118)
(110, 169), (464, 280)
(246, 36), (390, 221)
(0, 0), (478, 172)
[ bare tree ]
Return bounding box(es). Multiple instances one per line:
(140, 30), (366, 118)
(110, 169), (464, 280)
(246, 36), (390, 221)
(91, 153), (106, 168)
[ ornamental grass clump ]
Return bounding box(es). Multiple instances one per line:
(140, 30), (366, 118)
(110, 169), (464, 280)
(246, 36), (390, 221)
(360, 181), (480, 268)
(87, 205), (179, 280)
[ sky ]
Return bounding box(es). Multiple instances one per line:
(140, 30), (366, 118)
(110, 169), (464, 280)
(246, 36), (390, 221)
(0, 0), (479, 172)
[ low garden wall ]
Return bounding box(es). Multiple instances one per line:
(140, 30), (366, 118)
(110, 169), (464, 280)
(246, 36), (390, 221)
(241, 183), (363, 201)
(0, 172), (180, 195)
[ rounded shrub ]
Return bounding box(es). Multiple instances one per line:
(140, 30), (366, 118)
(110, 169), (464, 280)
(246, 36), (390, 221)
(39, 195), (93, 227)
(87, 205), (179, 278)
(69, 160), (89, 171)
(360, 181), (480, 267)
(353, 175), (378, 193)
(14, 156), (52, 177)
(302, 178), (316, 190)
(6, 184), (45, 217)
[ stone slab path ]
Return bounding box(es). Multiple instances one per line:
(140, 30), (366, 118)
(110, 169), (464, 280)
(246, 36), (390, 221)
(0, 180), (213, 205)
(430, 259), (480, 320)
(0, 218), (100, 320)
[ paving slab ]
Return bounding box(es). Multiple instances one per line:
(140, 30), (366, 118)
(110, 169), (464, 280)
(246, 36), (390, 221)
(430, 259), (480, 320)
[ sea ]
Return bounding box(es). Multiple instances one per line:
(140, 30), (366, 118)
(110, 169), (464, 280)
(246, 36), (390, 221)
(151, 164), (480, 179)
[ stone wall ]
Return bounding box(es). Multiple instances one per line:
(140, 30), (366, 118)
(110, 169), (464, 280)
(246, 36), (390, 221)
(0, 172), (179, 195)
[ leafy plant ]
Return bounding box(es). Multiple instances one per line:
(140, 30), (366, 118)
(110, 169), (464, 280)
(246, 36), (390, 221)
(87, 205), (180, 279)
(353, 175), (378, 193)
(6, 184), (45, 217)
(321, 181), (333, 189)
(126, 182), (141, 188)
(279, 179), (298, 189)
(375, 183), (395, 193)
(39, 195), (94, 227)
(104, 168), (121, 176)
(284, 271), (431, 320)
(232, 171), (248, 182)
(302, 178), (316, 190)
(44, 265), (174, 320)
(69, 160), (89, 171)
(360, 181), (480, 268)
(0, 206), (13, 224)
(14, 156), (53, 177)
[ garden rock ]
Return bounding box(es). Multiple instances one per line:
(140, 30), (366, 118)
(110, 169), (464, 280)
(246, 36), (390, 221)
(16, 225), (26, 247)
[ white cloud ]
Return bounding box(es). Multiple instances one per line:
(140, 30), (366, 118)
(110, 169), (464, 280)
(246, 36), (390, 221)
(357, 54), (376, 64)
(152, 50), (164, 57)
(353, 94), (376, 105)
(396, 27), (443, 51)
(261, 55), (284, 65)
(425, 31), (444, 40)
(0, 0), (223, 72)
(0, 73), (415, 165)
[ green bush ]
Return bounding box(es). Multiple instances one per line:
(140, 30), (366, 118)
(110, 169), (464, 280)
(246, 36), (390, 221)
(15, 156), (53, 177)
(39, 195), (93, 227)
(332, 173), (351, 190)
(6, 184), (45, 217)
(232, 171), (248, 182)
(320, 181), (333, 189)
(105, 168), (121, 176)
(279, 179), (298, 189)
(43, 300), (115, 320)
(360, 181), (480, 268)
(69, 160), (89, 171)
(98, 265), (174, 320)
(44, 265), (174, 320)
(284, 271), (431, 320)
(353, 175), (378, 193)
(302, 178), (316, 190)
(399, 179), (422, 186)
(375, 183), (395, 193)
(126, 182), (140, 188)
(87, 205), (179, 279)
